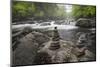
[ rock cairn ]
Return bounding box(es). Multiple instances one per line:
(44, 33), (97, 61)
(49, 27), (61, 50)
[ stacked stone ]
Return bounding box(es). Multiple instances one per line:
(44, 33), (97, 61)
(49, 27), (61, 50)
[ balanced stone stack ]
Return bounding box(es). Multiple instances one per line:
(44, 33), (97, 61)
(49, 27), (61, 50)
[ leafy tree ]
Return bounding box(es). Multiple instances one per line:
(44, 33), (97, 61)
(72, 5), (96, 19)
(12, 1), (67, 22)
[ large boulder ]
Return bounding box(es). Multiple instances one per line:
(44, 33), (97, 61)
(76, 31), (96, 54)
(76, 18), (95, 28)
(31, 31), (50, 46)
(12, 31), (50, 66)
(12, 32), (38, 66)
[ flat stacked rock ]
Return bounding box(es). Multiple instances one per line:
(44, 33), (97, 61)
(49, 27), (61, 50)
(49, 41), (60, 50)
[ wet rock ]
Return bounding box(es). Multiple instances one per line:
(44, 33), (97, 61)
(74, 32), (96, 61)
(76, 18), (95, 28)
(77, 49), (95, 61)
(76, 32), (89, 47)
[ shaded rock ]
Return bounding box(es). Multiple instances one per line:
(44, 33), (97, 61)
(12, 31), (50, 66)
(13, 32), (38, 66)
(12, 27), (33, 51)
(87, 31), (96, 54)
(31, 31), (50, 45)
(76, 18), (95, 28)
(74, 32), (96, 61)
(33, 52), (52, 65)
(79, 49), (95, 61)
(76, 32), (89, 47)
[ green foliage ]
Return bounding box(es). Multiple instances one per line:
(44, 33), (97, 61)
(12, 2), (33, 19)
(12, 1), (67, 21)
(72, 5), (96, 19)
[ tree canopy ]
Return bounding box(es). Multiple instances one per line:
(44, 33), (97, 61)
(72, 5), (96, 19)
(12, 1), (67, 22)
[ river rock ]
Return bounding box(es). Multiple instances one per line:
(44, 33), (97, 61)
(12, 31), (50, 66)
(49, 41), (60, 50)
(12, 32), (38, 66)
(34, 40), (78, 64)
(74, 32), (96, 61)
(31, 31), (50, 45)
(76, 18), (95, 28)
